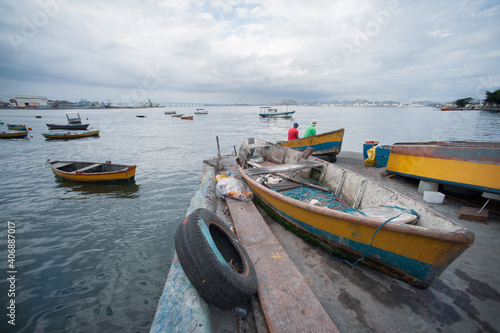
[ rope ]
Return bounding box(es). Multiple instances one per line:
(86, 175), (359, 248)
(332, 208), (419, 267)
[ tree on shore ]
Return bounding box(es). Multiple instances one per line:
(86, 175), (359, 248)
(455, 97), (473, 108)
(485, 89), (500, 106)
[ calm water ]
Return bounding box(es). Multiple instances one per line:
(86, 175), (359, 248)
(1, 106), (499, 332)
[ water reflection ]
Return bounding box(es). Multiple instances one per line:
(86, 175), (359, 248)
(55, 179), (140, 198)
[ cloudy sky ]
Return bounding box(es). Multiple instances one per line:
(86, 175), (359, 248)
(1, 0), (499, 104)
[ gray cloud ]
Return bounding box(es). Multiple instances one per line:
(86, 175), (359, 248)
(1, 0), (499, 104)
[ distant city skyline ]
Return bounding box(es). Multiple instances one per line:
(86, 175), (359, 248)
(1, 1), (499, 105)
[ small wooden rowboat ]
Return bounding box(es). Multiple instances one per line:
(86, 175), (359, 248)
(47, 160), (137, 182)
(7, 124), (27, 131)
(280, 128), (345, 161)
(0, 130), (28, 138)
(164, 111), (177, 115)
(386, 141), (500, 194)
(237, 138), (474, 289)
(42, 130), (100, 139)
(181, 116), (193, 120)
(172, 114), (184, 117)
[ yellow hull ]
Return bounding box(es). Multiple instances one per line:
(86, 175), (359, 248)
(386, 142), (500, 194)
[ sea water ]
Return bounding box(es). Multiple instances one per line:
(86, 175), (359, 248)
(0, 106), (499, 332)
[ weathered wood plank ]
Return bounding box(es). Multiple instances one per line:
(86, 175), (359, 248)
(227, 199), (338, 333)
(245, 161), (325, 175)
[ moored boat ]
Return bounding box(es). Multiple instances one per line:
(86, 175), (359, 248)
(172, 114), (184, 117)
(7, 124), (27, 131)
(236, 138), (474, 289)
(0, 130), (28, 138)
(194, 108), (208, 114)
(164, 111), (177, 115)
(385, 141), (500, 194)
(180, 115), (193, 120)
(42, 130), (100, 139)
(280, 128), (345, 161)
(46, 112), (89, 130)
(47, 160), (137, 182)
(259, 106), (295, 118)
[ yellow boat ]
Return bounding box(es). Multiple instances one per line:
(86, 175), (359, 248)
(280, 128), (344, 161)
(172, 114), (184, 117)
(0, 130), (28, 138)
(237, 138), (474, 289)
(386, 141), (500, 194)
(47, 160), (137, 182)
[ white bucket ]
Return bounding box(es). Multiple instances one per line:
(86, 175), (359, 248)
(423, 191), (445, 204)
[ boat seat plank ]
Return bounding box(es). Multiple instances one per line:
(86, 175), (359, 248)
(227, 199), (338, 333)
(76, 163), (101, 172)
(246, 161), (325, 175)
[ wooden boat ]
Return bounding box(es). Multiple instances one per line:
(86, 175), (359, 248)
(46, 112), (89, 130)
(35, 115), (42, 118)
(172, 114), (184, 117)
(386, 141), (500, 194)
(181, 116), (193, 120)
(136, 115), (146, 118)
(0, 130), (28, 138)
(441, 106), (453, 111)
(164, 111), (177, 115)
(280, 128), (345, 161)
(47, 160), (137, 182)
(42, 130), (100, 139)
(194, 108), (208, 114)
(7, 124), (27, 131)
(236, 138), (474, 289)
(259, 106), (295, 118)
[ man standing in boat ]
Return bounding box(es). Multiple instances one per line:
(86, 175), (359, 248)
(288, 123), (299, 140)
(304, 120), (317, 137)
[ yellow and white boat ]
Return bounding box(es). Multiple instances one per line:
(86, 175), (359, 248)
(237, 138), (474, 289)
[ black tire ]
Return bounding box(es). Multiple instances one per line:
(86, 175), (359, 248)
(174, 208), (258, 309)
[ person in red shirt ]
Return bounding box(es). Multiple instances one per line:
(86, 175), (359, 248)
(288, 123), (299, 140)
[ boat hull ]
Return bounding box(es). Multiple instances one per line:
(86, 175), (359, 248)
(237, 138), (474, 289)
(259, 111), (295, 118)
(0, 131), (28, 138)
(42, 130), (100, 139)
(7, 124), (27, 131)
(386, 141), (500, 194)
(48, 160), (136, 182)
(46, 123), (90, 130)
(281, 128), (344, 156)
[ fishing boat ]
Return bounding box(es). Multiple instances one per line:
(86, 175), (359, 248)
(136, 115), (146, 118)
(164, 111), (177, 115)
(259, 106), (295, 118)
(46, 112), (89, 130)
(7, 124), (27, 131)
(35, 115), (42, 118)
(47, 160), (137, 182)
(386, 141), (500, 194)
(181, 116), (193, 120)
(194, 108), (208, 114)
(236, 138), (474, 289)
(42, 130), (100, 140)
(0, 130), (28, 138)
(172, 114), (184, 117)
(280, 128), (345, 162)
